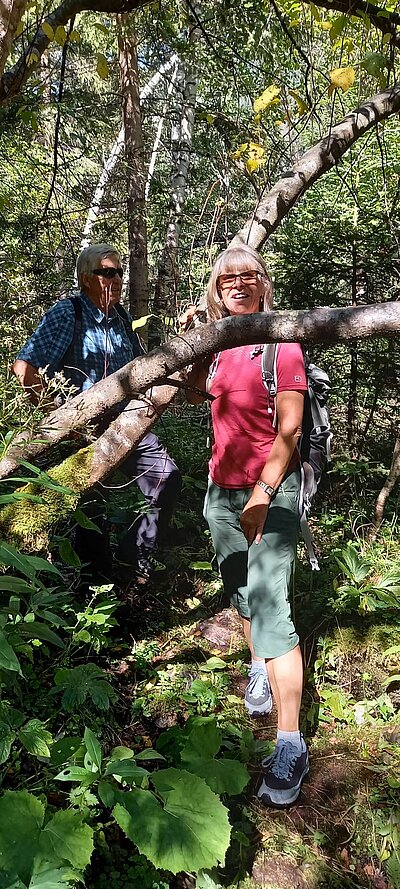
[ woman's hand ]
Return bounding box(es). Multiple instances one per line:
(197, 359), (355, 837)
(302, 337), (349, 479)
(178, 304), (205, 332)
(240, 488), (271, 546)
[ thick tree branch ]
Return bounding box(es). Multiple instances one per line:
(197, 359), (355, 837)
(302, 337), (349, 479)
(0, 0), (149, 104)
(303, 0), (400, 47)
(233, 84), (400, 249)
(1, 301), (399, 480)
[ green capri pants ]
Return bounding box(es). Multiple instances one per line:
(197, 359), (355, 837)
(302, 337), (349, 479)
(204, 469), (300, 659)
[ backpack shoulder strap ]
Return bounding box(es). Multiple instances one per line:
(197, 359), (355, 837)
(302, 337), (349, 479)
(261, 342), (278, 426)
(114, 303), (145, 355)
(68, 294), (82, 336)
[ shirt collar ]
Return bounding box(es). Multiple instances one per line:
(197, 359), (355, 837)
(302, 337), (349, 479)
(79, 290), (118, 324)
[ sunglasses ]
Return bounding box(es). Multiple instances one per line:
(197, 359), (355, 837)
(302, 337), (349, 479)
(217, 270), (262, 290)
(91, 267), (123, 279)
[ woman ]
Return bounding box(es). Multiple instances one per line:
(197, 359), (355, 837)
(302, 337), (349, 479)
(183, 244), (309, 808)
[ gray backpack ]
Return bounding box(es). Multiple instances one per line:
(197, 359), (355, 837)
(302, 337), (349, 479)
(261, 343), (332, 570)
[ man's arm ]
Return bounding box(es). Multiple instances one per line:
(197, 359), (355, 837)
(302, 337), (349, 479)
(12, 359), (45, 405)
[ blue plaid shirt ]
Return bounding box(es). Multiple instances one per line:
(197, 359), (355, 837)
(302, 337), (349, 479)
(17, 291), (143, 394)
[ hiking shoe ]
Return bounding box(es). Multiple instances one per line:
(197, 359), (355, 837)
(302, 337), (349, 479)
(257, 738), (309, 808)
(244, 667), (273, 716)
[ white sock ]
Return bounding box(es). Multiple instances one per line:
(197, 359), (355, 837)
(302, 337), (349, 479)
(251, 659), (267, 673)
(277, 729), (304, 751)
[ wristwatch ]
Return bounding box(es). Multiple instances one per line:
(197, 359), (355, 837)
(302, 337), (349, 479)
(255, 480), (276, 497)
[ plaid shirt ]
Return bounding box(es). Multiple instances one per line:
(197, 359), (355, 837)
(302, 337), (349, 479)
(17, 291), (143, 394)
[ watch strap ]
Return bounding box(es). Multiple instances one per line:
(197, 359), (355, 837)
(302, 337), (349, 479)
(255, 480), (276, 497)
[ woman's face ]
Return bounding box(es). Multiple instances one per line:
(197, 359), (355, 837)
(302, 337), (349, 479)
(217, 265), (266, 316)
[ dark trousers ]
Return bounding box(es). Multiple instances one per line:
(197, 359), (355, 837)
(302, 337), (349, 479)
(75, 432), (181, 574)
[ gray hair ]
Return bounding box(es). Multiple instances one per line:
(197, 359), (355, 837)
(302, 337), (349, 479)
(206, 245), (273, 320)
(76, 243), (120, 289)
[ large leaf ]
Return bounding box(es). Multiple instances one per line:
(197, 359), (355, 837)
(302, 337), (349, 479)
(19, 720), (53, 758)
(0, 543), (61, 578)
(12, 622), (64, 648)
(0, 791), (45, 883)
(50, 736), (82, 766)
(40, 810), (94, 870)
(181, 722), (249, 796)
(0, 629), (22, 674)
(83, 727), (102, 773)
(0, 720), (16, 763)
(113, 768), (230, 874)
(104, 760), (149, 785)
(30, 864), (81, 889)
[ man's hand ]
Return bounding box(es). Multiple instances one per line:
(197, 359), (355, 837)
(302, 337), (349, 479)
(240, 488), (271, 546)
(178, 304), (206, 332)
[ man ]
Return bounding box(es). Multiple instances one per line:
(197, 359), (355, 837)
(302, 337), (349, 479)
(13, 243), (181, 587)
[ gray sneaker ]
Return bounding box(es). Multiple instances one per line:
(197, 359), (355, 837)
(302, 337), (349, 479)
(244, 667), (272, 716)
(257, 738), (309, 808)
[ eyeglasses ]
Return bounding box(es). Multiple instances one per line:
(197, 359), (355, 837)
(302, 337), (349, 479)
(91, 267), (123, 279)
(217, 270), (261, 290)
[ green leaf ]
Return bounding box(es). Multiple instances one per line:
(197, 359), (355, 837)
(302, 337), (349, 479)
(73, 509), (102, 533)
(199, 657), (228, 672)
(361, 51), (387, 78)
(0, 791), (45, 883)
(83, 727), (102, 772)
(96, 52), (109, 79)
(181, 721), (249, 796)
(55, 766), (94, 783)
(134, 748), (166, 761)
(0, 542), (61, 578)
(15, 622), (64, 648)
(0, 721), (16, 764)
(40, 810), (94, 870)
(329, 14), (346, 41)
(54, 664), (115, 712)
(58, 539), (81, 568)
(98, 780), (116, 808)
(189, 562), (213, 571)
(50, 736), (82, 766)
(54, 25), (67, 45)
(29, 864), (81, 889)
(113, 768), (230, 873)
(104, 760), (149, 784)
(18, 720), (53, 758)
(41, 21), (54, 40)
(0, 629), (22, 674)
(108, 746), (135, 762)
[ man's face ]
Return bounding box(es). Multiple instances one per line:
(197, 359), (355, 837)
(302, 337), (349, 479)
(82, 255), (123, 312)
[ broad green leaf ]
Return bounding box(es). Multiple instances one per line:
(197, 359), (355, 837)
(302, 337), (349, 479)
(134, 748), (166, 761)
(0, 721), (16, 764)
(50, 736), (82, 766)
(329, 14), (346, 41)
(83, 727), (102, 772)
(96, 53), (109, 80)
(196, 870), (223, 889)
(131, 314), (154, 331)
(181, 721), (249, 796)
(55, 766), (94, 783)
(361, 51), (387, 78)
(30, 864), (81, 888)
(0, 791), (45, 883)
(40, 810), (94, 870)
(0, 578), (39, 594)
(0, 542), (61, 578)
(253, 84), (281, 114)
(69, 30), (80, 42)
(199, 657), (228, 672)
(15, 622), (64, 648)
(98, 780), (116, 807)
(58, 539), (81, 568)
(113, 768), (230, 873)
(0, 630), (22, 674)
(108, 745), (134, 762)
(54, 664), (114, 712)
(329, 67), (355, 92)
(18, 720), (53, 758)
(41, 22), (54, 40)
(104, 760), (149, 784)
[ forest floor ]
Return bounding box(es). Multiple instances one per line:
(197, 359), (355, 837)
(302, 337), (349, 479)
(84, 469), (400, 889)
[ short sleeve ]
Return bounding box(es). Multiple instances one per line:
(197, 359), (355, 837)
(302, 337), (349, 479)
(276, 343), (308, 392)
(16, 300), (75, 372)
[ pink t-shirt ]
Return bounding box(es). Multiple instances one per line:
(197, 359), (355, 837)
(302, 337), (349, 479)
(208, 343), (307, 489)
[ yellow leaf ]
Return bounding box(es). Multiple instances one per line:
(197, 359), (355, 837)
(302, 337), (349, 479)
(309, 2), (321, 20)
(54, 25), (67, 45)
(319, 21), (333, 30)
(69, 29), (81, 42)
(327, 84), (335, 97)
(206, 113), (215, 124)
(288, 89), (308, 115)
(246, 157), (261, 174)
(253, 84), (281, 115)
(15, 20), (24, 38)
(131, 313), (154, 331)
(231, 142), (248, 160)
(42, 21), (54, 40)
(248, 141), (265, 159)
(26, 51), (39, 66)
(96, 52), (109, 80)
(329, 66), (355, 91)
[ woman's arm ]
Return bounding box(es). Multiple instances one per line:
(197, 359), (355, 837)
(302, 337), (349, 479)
(240, 389), (305, 545)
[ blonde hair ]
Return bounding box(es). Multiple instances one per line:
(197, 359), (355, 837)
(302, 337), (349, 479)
(76, 243), (120, 289)
(206, 245), (273, 320)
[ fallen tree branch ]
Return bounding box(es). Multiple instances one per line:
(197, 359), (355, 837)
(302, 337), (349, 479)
(233, 84), (400, 249)
(1, 300), (400, 480)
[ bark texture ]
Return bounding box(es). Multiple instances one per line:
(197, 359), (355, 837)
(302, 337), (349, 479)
(0, 0), (27, 80)
(2, 301), (400, 480)
(232, 84), (400, 250)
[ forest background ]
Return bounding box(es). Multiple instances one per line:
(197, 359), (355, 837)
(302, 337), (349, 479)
(0, 0), (399, 887)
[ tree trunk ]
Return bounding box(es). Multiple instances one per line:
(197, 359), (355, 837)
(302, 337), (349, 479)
(1, 301), (400, 482)
(118, 17), (149, 323)
(347, 242), (358, 448)
(0, 0), (27, 81)
(373, 432), (400, 528)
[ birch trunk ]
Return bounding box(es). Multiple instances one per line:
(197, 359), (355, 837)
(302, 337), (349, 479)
(118, 18), (149, 323)
(373, 433), (400, 528)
